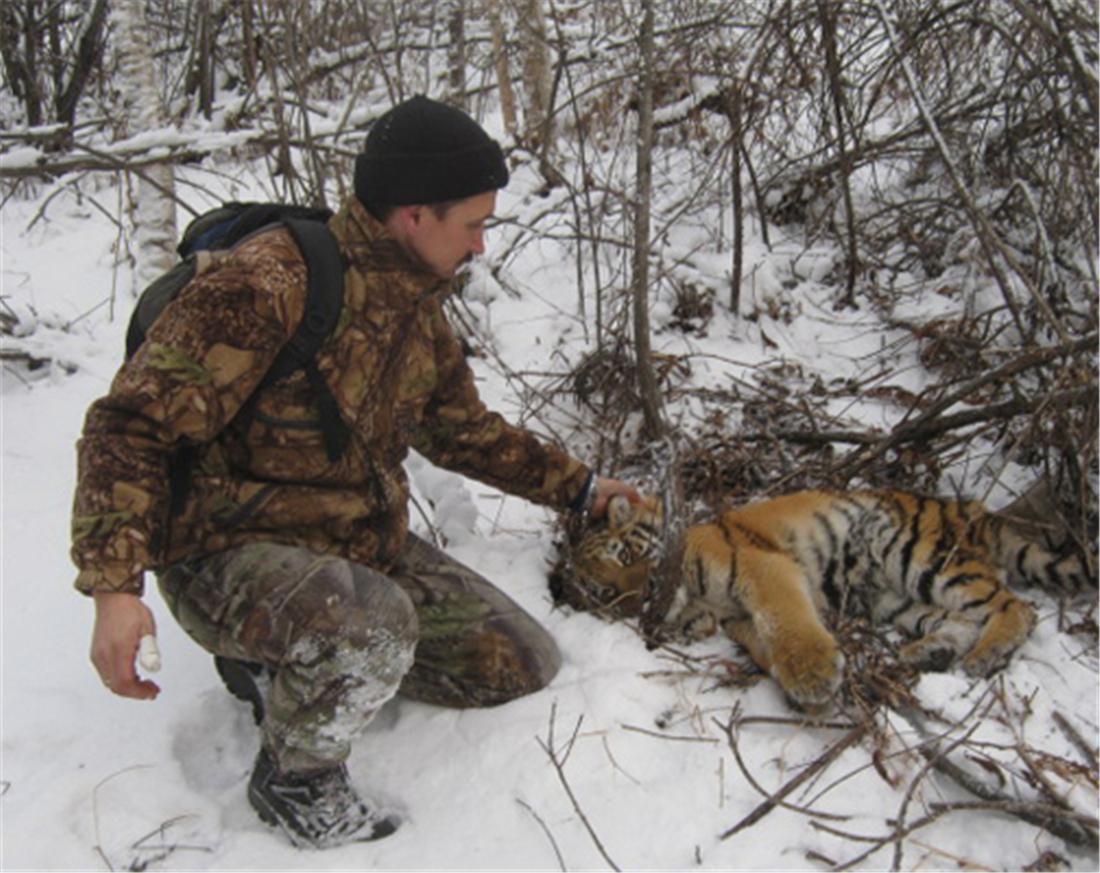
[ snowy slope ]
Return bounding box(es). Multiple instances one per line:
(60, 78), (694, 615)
(2, 170), (1097, 872)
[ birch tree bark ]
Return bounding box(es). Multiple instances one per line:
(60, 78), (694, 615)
(112, 0), (177, 285)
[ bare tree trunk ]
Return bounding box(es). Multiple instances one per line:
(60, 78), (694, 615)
(47, 0), (61, 104)
(632, 0), (665, 440)
(488, 0), (517, 136)
(0, 0), (108, 135)
(818, 0), (859, 309)
(241, 0), (257, 88)
(54, 0), (109, 130)
(1, 1), (44, 126)
(112, 0), (177, 284)
(190, 0), (216, 119)
(729, 82), (744, 316)
(519, 0), (552, 149)
(446, 0), (467, 110)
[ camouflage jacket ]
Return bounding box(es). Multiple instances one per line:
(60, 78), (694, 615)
(72, 197), (591, 595)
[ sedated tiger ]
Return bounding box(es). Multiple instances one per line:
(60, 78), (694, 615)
(557, 489), (1093, 711)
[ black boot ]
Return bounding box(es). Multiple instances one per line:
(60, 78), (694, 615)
(248, 748), (399, 849)
(214, 656), (268, 725)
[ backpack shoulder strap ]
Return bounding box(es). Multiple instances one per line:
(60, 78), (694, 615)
(266, 217), (345, 377)
(260, 217), (350, 461)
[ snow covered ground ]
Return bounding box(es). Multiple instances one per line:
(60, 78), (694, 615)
(2, 166), (1097, 871)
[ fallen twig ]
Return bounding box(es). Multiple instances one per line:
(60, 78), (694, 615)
(732, 713), (858, 731)
(802, 691), (988, 810)
(900, 705), (1099, 850)
(905, 837), (994, 871)
(621, 723), (720, 744)
(127, 814), (213, 870)
(91, 764), (153, 872)
(516, 798), (567, 872)
(537, 703), (621, 871)
(1053, 711), (1099, 772)
(716, 708), (852, 824)
(928, 798), (1098, 831)
(601, 736), (643, 786)
(824, 797), (1096, 869)
(890, 706), (990, 870)
(718, 717), (868, 840)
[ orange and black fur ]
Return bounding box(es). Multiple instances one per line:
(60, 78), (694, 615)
(560, 490), (1092, 710)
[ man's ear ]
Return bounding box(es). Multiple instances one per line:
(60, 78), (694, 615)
(391, 204), (423, 234)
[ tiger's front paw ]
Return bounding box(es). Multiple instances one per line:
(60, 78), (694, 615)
(772, 636), (844, 713)
(669, 601), (720, 642)
(680, 611), (719, 641)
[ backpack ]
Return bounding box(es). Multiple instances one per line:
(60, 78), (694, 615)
(125, 202), (351, 512)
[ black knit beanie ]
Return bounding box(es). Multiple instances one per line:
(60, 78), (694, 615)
(355, 95), (509, 209)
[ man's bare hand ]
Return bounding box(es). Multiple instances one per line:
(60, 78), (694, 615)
(591, 476), (642, 518)
(91, 592), (161, 700)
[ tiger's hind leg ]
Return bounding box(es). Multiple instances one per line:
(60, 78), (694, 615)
(892, 563), (1037, 677)
(891, 602), (979, 672)
(959, 592), (1036, 677)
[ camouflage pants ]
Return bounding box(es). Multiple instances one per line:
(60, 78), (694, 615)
(157, 534), (560, 773)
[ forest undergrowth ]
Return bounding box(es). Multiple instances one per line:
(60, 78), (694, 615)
(2, 2), (1097, 867)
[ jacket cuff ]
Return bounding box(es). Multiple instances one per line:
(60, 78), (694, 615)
(568, 471), (598, 517)
(74, 566), (145, 597)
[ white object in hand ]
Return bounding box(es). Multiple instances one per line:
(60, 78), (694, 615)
(138, 634), (162, 672)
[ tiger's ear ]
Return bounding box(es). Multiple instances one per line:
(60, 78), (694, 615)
(607, 494), (635, 529)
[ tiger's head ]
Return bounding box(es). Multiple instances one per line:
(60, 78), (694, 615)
(551, 494), (665, 618)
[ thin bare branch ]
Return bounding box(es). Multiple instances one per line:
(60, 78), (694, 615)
(537, 704), (621, 871)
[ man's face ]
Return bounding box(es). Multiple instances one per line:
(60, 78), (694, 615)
(404, 190), (496, 279)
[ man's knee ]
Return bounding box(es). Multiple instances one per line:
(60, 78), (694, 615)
(401, 617), (560, 707)
(474, 621), (560, 704)
(463, 622), (561, 705)
(513, 622), (561, 696)
(300, 559), (420, 671)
